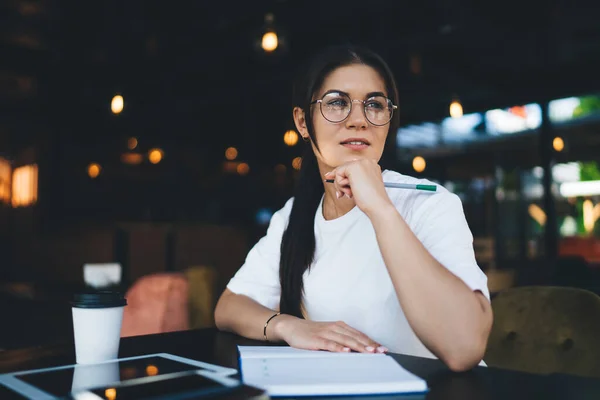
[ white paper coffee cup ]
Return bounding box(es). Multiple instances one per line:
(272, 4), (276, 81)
(71, 292), (127, 364)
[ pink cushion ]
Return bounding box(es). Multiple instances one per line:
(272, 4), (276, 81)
(120, 273), (190, 337)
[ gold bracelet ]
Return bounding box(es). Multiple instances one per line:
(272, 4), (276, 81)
(263, 312), (281, 342)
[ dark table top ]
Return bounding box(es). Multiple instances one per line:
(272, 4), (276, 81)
(1, 328), (600, 399)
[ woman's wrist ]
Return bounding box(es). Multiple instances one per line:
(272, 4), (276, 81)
(267, 313), (297, 343)
(364, 200), (397, 222)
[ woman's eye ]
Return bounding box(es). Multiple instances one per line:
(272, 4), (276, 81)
(328, 99), (348, 107)
(366, 101), (384, 110)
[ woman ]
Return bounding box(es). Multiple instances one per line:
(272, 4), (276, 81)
(214, 45), (493, 372)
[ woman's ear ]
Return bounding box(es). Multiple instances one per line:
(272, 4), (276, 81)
(293, 107), (310, 141)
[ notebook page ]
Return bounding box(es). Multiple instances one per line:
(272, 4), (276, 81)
(239, 345), (383, 359)
(238, 346), (428, 396)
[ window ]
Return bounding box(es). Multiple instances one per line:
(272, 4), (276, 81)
(11, 164), (38, 207)
(484, 103), (542, 135)
(549, 95), (600, 123)
(0, 157), (10, 204)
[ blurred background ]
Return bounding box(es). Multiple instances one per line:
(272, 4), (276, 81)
(1, 0), (600, 350)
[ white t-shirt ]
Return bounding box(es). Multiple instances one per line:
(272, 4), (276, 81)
(227, 169), (490, 359)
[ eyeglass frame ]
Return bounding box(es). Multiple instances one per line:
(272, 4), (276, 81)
(309, 91), (398, 126)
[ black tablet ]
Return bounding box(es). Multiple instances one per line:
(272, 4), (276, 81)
(0, 353), (237, 399)
(71, 370), (240, 400)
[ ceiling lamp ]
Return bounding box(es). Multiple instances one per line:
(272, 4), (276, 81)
(553, 136), (565, 152)
(261, 13), (280, 53)
(449, 99), (463, 118)
(225, 147), (238, 160)
(412, 156), (426, 173)
(262, 32), (278, 52)
(283, 130), (298, 146)
(148, 148), (164, 164)
(111, 95), (124, 114)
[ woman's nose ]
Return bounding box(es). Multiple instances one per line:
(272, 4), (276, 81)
(346, 101), (368, 129)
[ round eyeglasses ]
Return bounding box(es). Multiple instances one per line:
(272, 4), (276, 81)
(310, 92), (397, 126)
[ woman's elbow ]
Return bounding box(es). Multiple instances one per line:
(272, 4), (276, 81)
(444, 350), (484, 372)
(214, 291), (232, 331)
(444, 332), (489, 372)
(444, 296), (493, 372)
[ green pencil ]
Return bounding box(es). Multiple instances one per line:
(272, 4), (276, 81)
(325, 179), (436, 192)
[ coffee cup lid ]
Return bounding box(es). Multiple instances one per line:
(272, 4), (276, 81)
(71, 291), (127, 309)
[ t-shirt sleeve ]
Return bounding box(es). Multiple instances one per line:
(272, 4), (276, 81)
(226, 200), (292, 310)
(410, 191), (490, 300)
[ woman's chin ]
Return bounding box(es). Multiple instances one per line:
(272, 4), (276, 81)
(317, 152), (380, 170)
(338, 154), (373, 164)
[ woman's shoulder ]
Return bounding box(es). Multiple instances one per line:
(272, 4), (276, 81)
(382, 169), (461, 214)
(269, 197), (296, 224)
(382, 169), (447, 190)
(382, 169), (451, 198)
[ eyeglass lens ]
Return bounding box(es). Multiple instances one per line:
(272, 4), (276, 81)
(319, 92), (393, 126)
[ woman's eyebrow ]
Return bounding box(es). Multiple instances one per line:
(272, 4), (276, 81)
(321, 89), (349, 97)
(320, 89), (387, 99)
(366, 91), (386, 98)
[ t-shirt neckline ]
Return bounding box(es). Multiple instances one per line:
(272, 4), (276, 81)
(315, 170), (390, 231)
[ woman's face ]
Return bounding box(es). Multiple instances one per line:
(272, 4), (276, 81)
(296, 64), (391, 172)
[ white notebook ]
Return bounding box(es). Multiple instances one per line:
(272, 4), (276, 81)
(238, 346), (428, 397)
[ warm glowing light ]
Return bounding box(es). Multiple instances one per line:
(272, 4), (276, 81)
(412, 156), (426, 173)
(105, 388), (117, 400)
(237, 162), (250, 176)
(111, 95), (124, 114)
(594, 203), (600, 223)
(87, 163), (101, 178)
(275, 164), (286, 174)
(11, 164), (38, 207)
(0, 158), (11, 204)
(560, 180), (600, 197)
(262, 32), (278, 52)
(509, 106), (527, 118)
(528, 204), (547, 226)
(225, 147), (238, 161)
(292, 157), (302, 170)
(553, 136), (564, 152)
(127, 137), (138, 150)
(583, 200), (595, 233)
(283, 130), (299, 146)
(146, 365), (159, 376)
(148, 148), (163, 164)
(449, 100), (463, 118)
(121, 153), (143, 165)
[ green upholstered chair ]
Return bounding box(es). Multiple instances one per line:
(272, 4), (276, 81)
(484, 286), (600, 378)
(184, 265), (218, 329)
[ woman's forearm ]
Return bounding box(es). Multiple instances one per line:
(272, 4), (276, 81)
(214, 289), (295, 342)
(368, 204), (493, 371)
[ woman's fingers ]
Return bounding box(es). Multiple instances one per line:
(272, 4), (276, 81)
(326, 167), (357, 200)
(335, 322), (387, 353)
(336, 177), (350, 187)
(333, 178), (352, 198)
(337, 188), (353, 199)
(318, 338), (350, 353)
(286, 319), (388, 354)
(321, 330), (372, 353)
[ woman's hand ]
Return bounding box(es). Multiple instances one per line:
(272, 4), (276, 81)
(272, 315), (387, 354)
(324, 159), (393, 217)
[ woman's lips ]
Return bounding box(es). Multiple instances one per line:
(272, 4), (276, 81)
(340, 139), (370, 151)
(341, 142), (369, 150)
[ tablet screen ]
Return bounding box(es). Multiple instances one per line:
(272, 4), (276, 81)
(15, 356), (205, 398)
(82, 373), (236, 400)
